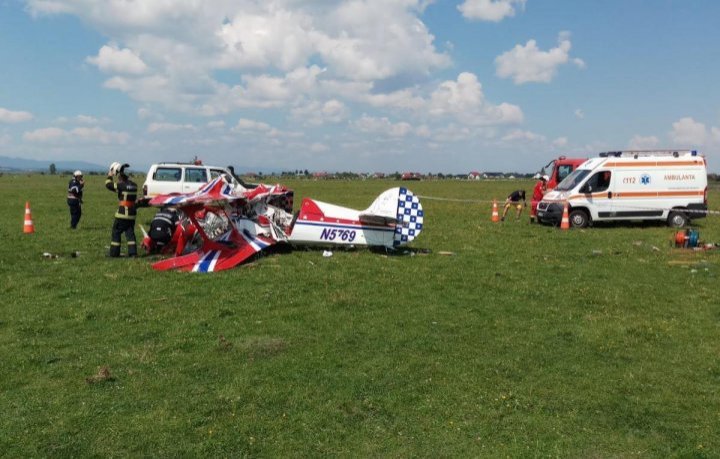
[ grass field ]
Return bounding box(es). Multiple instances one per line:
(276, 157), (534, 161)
(2, 174), (720, 457)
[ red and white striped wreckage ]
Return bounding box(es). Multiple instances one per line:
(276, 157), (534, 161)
(146, 177), (424, 272)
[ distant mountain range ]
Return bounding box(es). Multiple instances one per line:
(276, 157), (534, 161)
(0, 155), (114, 173)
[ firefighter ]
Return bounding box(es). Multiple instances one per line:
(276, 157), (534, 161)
(105, 163), (139, 257)
(530, 175), (548, 223)
(67, 170), (84, 229)
(501, 189), (526, 221)
(148, 206), (180, 252)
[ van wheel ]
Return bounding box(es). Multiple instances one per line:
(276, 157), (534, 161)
(667, 211), (688, 228)
(569, 210), (589, 228)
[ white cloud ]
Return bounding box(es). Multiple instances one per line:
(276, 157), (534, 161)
(430, 124), (474, 142)
(137, 108), (154, 120)
(0, 107), (34, 123)
(627, 135), (659, 150)
(501, 129), (546, 143)
(310, 142), (329, 152)
(55, 114), (106, 124)
(458, 0), (526, 22)
(552, 136), (568, 147)
(574, 109), (584, 119)
(77, 114), (103, 124)
(216, 9), (317, 72)
(87, 44), (148, 75)
(354, 115), (413, 137)
(670, 117), (706, 146)
(20, 0), (544, 172)
(71, 126), (129, 143)
(23, 126), (129, 144)
(23, 127), (67, 142)
(147, 122), (196, 133)
(233, 118), (272, 132)
(712, 127), (720, 144)
(415, 125), (431, 138)
(495, 32), (585, 84)
(30, 1), (451, 112)
(104, 75), (183, 108)
(315, 0), (450, 80)
(206, 120), (226, 129)
(291, 99), (348, 125)
(428, 72), (523, 125)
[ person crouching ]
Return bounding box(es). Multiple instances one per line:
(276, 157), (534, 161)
(501, 189), (526, 221)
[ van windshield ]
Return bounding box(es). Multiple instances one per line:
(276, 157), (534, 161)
(555, 169), (590, 191)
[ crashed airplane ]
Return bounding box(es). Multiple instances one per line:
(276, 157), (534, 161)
(145, 176), (424, 272)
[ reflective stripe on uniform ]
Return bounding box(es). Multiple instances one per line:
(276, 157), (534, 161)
(153, 216), (174, 225)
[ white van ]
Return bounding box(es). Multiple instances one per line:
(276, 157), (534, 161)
(536, 150), (708, 228)
(142, 162), (243, 197)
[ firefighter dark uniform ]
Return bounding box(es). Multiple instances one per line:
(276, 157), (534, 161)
(106, 173), (139, 257)
(67, 171), (84, 229)
(149, 206), (179, 250)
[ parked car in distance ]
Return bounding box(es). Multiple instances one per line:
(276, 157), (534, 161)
(142, 162), (243, 197)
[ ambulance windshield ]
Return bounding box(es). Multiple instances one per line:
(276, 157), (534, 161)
(555, 169), (590, 191)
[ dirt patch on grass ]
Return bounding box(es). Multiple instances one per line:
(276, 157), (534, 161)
(85, 366), (115, 384)
(241, 336), (287, 361)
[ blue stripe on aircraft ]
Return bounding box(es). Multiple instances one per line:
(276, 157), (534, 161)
(196, 250), (218, 273)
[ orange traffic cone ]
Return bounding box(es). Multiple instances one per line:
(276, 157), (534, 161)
(560, 202), (570, 230)
(23, 201), (35, 234)
(491, 199), (500, 222)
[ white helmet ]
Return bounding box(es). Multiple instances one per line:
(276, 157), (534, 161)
(109, 161), (122, 175)
(74, 170), (83, 177)
(542, 175), (549, 181)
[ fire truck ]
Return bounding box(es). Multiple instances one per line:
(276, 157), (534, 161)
(540, 156), (587, 190)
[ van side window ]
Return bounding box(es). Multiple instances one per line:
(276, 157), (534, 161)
(585, 171), (612, 193)
(185, 168), (208, 183)
(557, 165), (573, 182)
(154, 167), (182, 182)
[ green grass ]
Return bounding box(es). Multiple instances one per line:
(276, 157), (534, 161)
(1, 174), (720, 457)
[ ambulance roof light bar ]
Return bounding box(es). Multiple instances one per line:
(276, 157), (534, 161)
(598, 150), (697, 158)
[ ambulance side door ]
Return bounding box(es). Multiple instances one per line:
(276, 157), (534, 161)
(579, 170), (615, 219)
(613, 170), (664, 219)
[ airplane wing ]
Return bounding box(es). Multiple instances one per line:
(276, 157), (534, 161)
(152, 228), (276, 272)
(149, 176), (240, 207)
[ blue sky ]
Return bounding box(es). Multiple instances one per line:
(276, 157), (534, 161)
(1, 0), (719, 173)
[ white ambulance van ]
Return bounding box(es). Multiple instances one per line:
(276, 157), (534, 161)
(536, 150), (708, 228)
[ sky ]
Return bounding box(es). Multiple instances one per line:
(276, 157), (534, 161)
(1, 0), (719, 173)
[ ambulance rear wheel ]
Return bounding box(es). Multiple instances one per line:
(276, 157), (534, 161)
(667, 211), (688, 228)
(569, 210), (589, 228)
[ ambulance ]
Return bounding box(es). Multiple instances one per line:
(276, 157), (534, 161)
(536, 150), (708, 228)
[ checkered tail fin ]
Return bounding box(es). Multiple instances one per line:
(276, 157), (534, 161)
(360, 187), (425, 247)
(393, 187), (424, 247)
